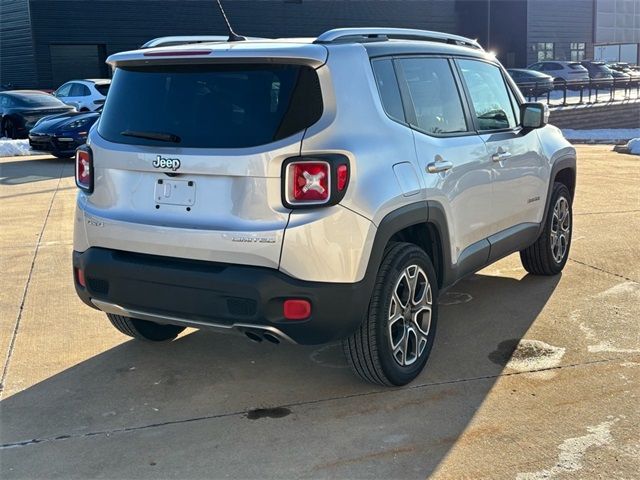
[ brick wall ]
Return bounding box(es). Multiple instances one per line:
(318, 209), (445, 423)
(548, 101), (640, 129)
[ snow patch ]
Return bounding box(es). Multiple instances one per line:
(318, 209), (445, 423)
(0, 138), (35, 157)
(596, 281), (640, 299)
(505, 339), (565, 372)
(627, 137), (640, 155)
(516, 418), (619, 480)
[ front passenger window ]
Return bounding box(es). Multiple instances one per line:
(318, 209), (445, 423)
(458, 59), (517, 131)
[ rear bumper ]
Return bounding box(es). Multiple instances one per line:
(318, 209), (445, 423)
(73, 248), (371, 345)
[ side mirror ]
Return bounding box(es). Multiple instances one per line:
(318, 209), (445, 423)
(520, 102), (549, 129)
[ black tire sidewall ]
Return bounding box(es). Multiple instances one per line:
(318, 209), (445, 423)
(130, 318), (184, 341)
(3, 119), (16, 139)
(375, 245), (439, 386)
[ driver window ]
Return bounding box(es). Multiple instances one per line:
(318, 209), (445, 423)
(458, 59), (517, 131)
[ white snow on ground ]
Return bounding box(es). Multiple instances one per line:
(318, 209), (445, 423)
(0, 138), (40, 157)
(627, 138), (640, 154)
(561, 129), (640, 141)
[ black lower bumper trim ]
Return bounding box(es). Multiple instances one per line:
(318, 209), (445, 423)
(73, 248), (372, 345)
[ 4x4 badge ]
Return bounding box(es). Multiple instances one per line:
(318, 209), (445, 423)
(153, 155), (181, 171)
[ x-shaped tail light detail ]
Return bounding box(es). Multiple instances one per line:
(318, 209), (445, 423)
(301, 170), (326, 194)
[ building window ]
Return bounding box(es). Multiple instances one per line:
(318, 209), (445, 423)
(570, 42), (586, 61)
(536, 42), (554, 61)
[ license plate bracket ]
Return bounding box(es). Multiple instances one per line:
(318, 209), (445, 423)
(154, 179), (196, 206)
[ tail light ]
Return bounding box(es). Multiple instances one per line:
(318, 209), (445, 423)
(75, 145), (94, 193)
(282, 155), (350, 208)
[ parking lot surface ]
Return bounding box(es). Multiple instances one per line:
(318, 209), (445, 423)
(1, 146), (638, 479)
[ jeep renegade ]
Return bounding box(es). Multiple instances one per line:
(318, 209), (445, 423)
(73, 28), (576, 386)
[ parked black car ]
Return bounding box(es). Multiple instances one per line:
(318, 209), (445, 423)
(506, 69), (554, 96)
(0, 91), (75, 139)
(29, 108), (101, 158)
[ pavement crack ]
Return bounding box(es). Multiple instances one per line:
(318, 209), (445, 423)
(0, 167), (65, 398)
(2, 354), (634, 451)
(569, 258), (638, 283)
(574, 209), (640, 216)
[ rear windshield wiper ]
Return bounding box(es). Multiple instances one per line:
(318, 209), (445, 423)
(120, 130), (181, 143)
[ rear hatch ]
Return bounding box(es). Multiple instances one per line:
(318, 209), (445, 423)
(83, 42), (327, 268)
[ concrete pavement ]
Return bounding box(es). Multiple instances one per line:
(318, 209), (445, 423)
(0, 146), (638, 479)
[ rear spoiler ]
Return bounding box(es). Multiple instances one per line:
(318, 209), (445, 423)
(107, 42), (328, 69)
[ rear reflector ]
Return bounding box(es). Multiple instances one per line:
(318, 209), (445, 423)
(283, 299), (311, 320)
(75, 268), (86, 288)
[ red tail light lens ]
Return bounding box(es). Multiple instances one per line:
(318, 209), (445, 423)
(75, 146), (93, 192)
(290, 161), (330, 204)
(282, 155), (350, 209)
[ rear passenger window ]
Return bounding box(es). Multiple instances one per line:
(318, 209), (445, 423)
(396, 58), (467, 135)
(70, 83), (90, 96)
(457, 59), (517, 131)
(371, 59), (405, 123)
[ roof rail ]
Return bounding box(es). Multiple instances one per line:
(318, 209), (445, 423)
(314, 28), (483, 50)
(141, 35), (266, 49)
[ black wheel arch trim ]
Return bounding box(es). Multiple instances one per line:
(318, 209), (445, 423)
(538, 154), (576, 237)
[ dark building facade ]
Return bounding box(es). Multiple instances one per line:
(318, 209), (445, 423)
(0, 0), (623, 90)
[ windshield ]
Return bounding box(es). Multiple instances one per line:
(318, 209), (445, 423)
(15, 94), (67, 108)
(98, 64), (322, 148)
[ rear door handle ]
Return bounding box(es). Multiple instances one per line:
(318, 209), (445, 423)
(426, 157), (453, 174)
(491, 147), (512, 162)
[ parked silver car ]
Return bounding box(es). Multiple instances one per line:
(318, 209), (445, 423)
(73, 28), (576, 386)
(527, 60), (589, 83)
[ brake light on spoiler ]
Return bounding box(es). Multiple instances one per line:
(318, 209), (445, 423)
(143, 50), (213, 57)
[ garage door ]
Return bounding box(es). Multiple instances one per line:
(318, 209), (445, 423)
(50, 44), (107, 86)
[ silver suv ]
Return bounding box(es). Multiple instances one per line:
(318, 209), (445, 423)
(73, 28), (576, 386)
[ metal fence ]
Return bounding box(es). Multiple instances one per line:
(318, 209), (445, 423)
(519, 78), (640, 107)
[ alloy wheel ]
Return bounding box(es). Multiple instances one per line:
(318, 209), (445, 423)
(387, 264), (433, 366)
(550, 196), (571, 263)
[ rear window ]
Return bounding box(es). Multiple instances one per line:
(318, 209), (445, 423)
(98, 64), (322, 148)
(95, 84), (110, 96)
(568, 63), (587, 70)
(14, 94), (66, 108)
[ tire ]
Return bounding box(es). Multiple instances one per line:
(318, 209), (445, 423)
(520, 182), (572, 276)
(52, 153), (74, 159)
(2, 119), (17, 139)
(343, 242), (439, 386)
(106, 313), (185, 342)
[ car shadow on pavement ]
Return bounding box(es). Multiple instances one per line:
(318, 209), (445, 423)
(0, 157), (73, 186)
(0, 271), (561, 479)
